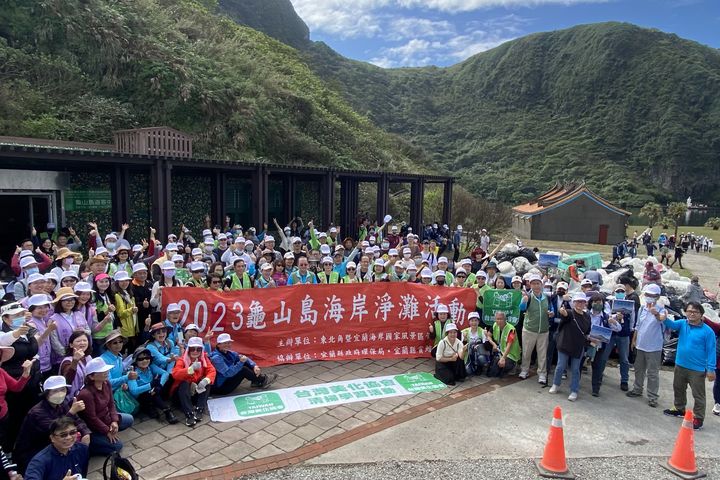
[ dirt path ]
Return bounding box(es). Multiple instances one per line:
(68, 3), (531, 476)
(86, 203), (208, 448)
(681, 251), (720, 291)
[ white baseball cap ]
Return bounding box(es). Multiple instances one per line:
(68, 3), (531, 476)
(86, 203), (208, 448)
(43, 375), (71, 392)
(346, 261), (357, 269)
(1, 302), (25, 317)
(511, 276), (522, 284)
(261, 263), (273, 271)
(420, 268), (433, 278)
(321, 256), (333, 265)
(642, 284), (662, 296)
(166, 303), (181, 313)
(468, 312), (480, 320)
(374, 259), (385, 267)
(61, 270), (78, 280)
(435, 304), (449, 313)
(187, 337), (204, 349)
(192, 248), (202, 256)
(217, 333), (233, 344)
(189, 261), (205, 272)
(557, 281), (569, 290)
(172, 254), (184, 263)
(95, 247), (108, 256)
(165, 242), (178, 251)
(283, 252), (294, 259)
(528, 274), (542, 283)
(184, 323), (200, 332)
(329, 227), (338, 233)
(580, 279), (593, 286)
(264, 235), (275, 242)
(572, 292), (588, 303)
(320, 244), (331, 255)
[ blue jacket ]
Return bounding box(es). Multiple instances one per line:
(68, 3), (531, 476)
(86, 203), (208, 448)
(664, 318), (717, 372)
(146, 339), (180, 372)
(209, 349), (256, 387)
(100, 350), (132, 392)
(164, 319), (183, 347)
(25, 442), (89, 480)
(128, 364), (169, 398)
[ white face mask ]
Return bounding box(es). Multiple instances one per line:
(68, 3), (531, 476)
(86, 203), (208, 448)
(47, 391), (66, 405)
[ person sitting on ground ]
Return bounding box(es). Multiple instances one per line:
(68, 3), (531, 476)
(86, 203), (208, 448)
(128, 347), (178, 424)
(24, 416), (89, 480)
(487, 311), (521, 377)
(146, 322), (180, 376)
(434, 323), (466, 386)
(462, 312), (492, 376)
(75, 357), (134, 456)
(549, 293), (591, 402)
(13, 375), (91, 475)
(99, 329), (134, 394)
(171, 336), (216, 427)
(209, 333), (278, 396)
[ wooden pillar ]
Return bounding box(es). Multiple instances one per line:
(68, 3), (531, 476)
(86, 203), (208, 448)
(322, 172), (335, 229)
(252, 166), (268, 229)
(410, 179), (425, 232)
(442, 179), (453, 227)
(376, 174), (389, 224)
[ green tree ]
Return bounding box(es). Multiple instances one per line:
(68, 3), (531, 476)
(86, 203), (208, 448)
(639, 202), (662, 227)
(705, 217), (720, 230)
(666, 202), (687, 239)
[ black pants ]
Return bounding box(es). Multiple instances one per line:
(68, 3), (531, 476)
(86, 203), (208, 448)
(176, 382), (210, 416)
(211, 366), (260, 396)
(488, 356), (516, 378)
(435, 358), (467, 385)
(137, 391), (169, 412)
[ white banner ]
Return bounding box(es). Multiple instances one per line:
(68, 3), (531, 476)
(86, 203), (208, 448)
(208, 372), (446, 422)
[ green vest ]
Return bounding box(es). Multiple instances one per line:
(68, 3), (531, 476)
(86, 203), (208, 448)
(461, 327), (484, 361)
(230, 272), (251, 290)
(493, 322), (521, 363)
(342, 275), (360, 283)
(290, 271), (314, 285)
(317, 271), (340, 284)
(524, 293), (550, 333)
(465, 273), (476, 287)
(475, 283), (490, 309)
(433, 319), (449, 346)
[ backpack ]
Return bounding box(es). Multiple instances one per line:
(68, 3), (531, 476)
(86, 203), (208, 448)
(103, 452), (138, 480)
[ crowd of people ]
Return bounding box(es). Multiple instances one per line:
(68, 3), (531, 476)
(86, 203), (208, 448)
(0, 216), (717, 479)
(614, 230), (714, 269)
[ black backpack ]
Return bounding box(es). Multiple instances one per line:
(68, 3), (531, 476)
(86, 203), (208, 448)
(103, 452), (138, 480)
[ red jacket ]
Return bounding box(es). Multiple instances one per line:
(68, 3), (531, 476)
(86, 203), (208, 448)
(170, 353), (217, 395)
(0, 368), (29, 419)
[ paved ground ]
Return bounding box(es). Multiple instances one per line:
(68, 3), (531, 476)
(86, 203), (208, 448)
(84, 357), (720, 479)
(683, 251), (720, 291)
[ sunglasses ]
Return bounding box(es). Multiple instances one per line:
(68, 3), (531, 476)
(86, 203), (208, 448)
(210, 280), (221, 285)
(347, 268), (356, 271)
(136, 357), (151, 362)
(109, 339), (124, 345)
(53, 429), (78, 439)
(188, 347), (203, 352)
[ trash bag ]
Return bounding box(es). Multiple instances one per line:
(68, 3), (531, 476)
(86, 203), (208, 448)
(662, 337), (678, 366)
(517, 248), (538, 263)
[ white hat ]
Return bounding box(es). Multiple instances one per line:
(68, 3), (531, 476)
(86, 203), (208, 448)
(329, 227), (338, 233)
(113, 271), (130, 282)
(394, 261), (405, 269)
(334, 245), (344, 252)
(74, 282), (93, 293)
(383, 214), (392, 224)
(168, 233), (178, 240)
(132, 263), (148, 273)
(580, 279), (593, 286)
(26, 273), (45, 284)
(438, 256), (448, 264)
(346, 261), (357, 269)
(544, 281), (554, 287)
(28, 294), (52, 307)
(361, 241), (370, 248)
(468, 311), (480, 320)
(171, 254), (184, 263)
(42, 375), (71, 392)
(319, 232), (328, 239)
(420, 268), (433, 278)
(434, 270), (446, 279)
(406, 264), (417, 272)
(166, 303), (181, 313)
(283, 226), (291, 232)
(264, 235), (275, 242)
(19, 250), (33, 259)
(192, 248), (202, 256)
(261, 262), (273, 271)
(369, 236), (376, 242)
(460, 259), (471, 266)
(557, 281), (569, 290)
(642, 284), (662, 296)
(388, 249), (398, 256)
(184, 323), (200, 332)
(202, 229), (212, 237)
(455, 267), (466, 275)
(321, 256), (333, 264)
(217, 333), (233, 344)
(187, 337), (204, 349)
(435, 304), (449, 313)
(283, 252), (294, 259)
(234, 237), (244, 244)
(391, 225), (398, 231)
(528, 274), (542, 283)
(320, 245), (331, 255)
(511, 275), (522, 284)
(61, 270), (78, 280)
(105, 233), (117, 240)
(44, 272), (59, 283)
(444, 322), (458, 333)
(292, 237), (302, 244)
(85, 357), (113, 376)
(161, 261), (175, 270)
(132, 244), (143, 253)
(166, 242), (178, 251)
(218, 233), (227, 240)
(374, 259), (385, 267)
(1, 302), (25, 317)
(19, 257), (37, 269)
(571, 292), (588, 303)
(613, 284), (625, 292)
(403, 247), (411, 254)
(95, 247), (108, 256)
(457, 225), (463, 231)
(189, 261), (205, 272)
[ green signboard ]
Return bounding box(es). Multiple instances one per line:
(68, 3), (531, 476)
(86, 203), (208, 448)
(234, 392), (285, 418)
(482, 288), (523, 326)
(65, 190), (112, 211)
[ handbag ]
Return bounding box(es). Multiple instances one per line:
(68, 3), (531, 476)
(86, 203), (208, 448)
(103, 452), (138, 480)
(113, 388), (139, 415)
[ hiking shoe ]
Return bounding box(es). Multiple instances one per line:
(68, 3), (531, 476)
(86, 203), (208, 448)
(591, 391), (599, 397)
(518, 370), (529, 379)
(164, 409), (179, 425)
(185, 414), (196, 427)
(562, 372), (567, 380)
(193, 407), (204, 422)
(664, 408), (684, 417)
(620, 382), (629, 391)
(548, 385), (558, 394)
(693, 418), (703, 430)
(568, 392), (578, 402)
(538, 374), (547, 384)
(648, 399), (658, 408)
(713, 403), (720, 416)
(261, 373), (278, 389)
(626, 390), (642, 397)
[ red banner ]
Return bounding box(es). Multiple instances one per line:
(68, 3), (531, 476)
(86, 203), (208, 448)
(163, 284), (476, 367)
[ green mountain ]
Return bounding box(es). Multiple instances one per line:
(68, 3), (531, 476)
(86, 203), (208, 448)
(217, 0), (310, 49)
(218, 2), (720, 206)
(0, 0), (426, 173)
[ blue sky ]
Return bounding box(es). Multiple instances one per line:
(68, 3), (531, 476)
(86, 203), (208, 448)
(288, 0), (720, 68)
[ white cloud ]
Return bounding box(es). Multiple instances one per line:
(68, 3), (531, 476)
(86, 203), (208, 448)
(397, 0), (605, 13)
(382, 17), (456, 41)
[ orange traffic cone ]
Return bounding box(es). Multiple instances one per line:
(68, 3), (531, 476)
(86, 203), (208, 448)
(536, 406), (575, 479)
(661, 409), (706, 479)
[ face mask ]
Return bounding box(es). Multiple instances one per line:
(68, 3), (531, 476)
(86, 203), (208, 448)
(11, 317), (25, 330)
(591, 303), (603, 313)
(615, 292), (625, 299)
(381, 242), (389, 250)
(544, 288), (553, 294)
(47, 391), (66, 405)
(164, 270), (176, 278)
(645, 296), (657, 305)
(403, 253), (411, 259)
(63, 257), (74, 266)
(204, 246), (213, 253)
(26, 267), (39, 276)
(106, 242), (116, 250)
(245, 246), (253, 252)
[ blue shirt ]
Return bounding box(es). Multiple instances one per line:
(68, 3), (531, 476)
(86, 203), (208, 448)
(128, 364), (169, 398)
(210, 349), (256, 386)
(634, 306), (666, 352)
(25, 443), (89, 480)
(663, 318), (716, 372)
(100, 350), (132, 392)
(146, 340), (180, 372)
(164, 319), (183, 347)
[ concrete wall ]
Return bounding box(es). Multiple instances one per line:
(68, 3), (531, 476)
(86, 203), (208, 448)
(517, 194), (627, 244)
(512, 214), (532, 239)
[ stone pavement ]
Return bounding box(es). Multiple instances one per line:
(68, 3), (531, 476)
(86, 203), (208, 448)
(86, 358), (511, 480)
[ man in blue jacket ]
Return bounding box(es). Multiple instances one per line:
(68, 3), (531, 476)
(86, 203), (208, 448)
(663, 301), (717, 430)
(209, 333), (277, 396)
(25, 416), (89, 480)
